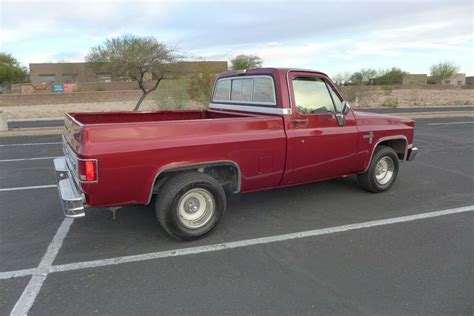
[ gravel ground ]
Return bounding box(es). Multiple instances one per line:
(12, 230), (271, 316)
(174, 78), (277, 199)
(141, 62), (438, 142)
(0, 100), (159, 120)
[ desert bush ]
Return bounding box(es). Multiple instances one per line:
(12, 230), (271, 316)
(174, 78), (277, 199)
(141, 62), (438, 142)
(382, 98), (398, 108)
(154, 79), (200, 110)
(339, 85), (369, 104)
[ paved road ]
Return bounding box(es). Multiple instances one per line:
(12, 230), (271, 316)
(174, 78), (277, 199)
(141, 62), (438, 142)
(0, 117), (473, 314)
(8, 120), (64, 129)
(357, 106), (473, 113)
(7, 106), (474, 129)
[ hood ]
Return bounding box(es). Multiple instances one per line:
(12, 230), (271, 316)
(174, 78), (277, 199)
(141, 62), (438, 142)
(353, 110), (415, 128)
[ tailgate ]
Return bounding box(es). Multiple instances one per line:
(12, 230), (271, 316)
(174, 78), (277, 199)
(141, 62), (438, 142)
(63, 113), (83, 153)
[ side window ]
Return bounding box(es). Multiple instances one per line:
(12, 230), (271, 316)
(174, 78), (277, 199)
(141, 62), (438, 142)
(292, 77), (336, 114)
(328, 84), (344, 112)
(214, 80), (231, 101)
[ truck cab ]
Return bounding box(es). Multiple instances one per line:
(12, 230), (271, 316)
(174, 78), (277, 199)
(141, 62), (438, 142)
(210, 68), (416, 184)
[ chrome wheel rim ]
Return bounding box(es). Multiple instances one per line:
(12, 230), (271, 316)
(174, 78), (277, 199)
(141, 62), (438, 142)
(375, 156), (394, 185)
(177, 188), (215, 229)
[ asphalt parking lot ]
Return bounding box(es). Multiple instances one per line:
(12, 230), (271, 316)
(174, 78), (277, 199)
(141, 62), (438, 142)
(1, 117), (473, 315)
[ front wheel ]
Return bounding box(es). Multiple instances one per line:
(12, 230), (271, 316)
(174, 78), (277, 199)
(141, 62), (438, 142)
(155, 172), (226, 240)
(358, 146), (399, 193)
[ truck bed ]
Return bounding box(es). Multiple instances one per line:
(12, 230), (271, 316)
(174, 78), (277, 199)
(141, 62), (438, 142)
(67, 110), (254, 125)
(62, 109), (288, 207)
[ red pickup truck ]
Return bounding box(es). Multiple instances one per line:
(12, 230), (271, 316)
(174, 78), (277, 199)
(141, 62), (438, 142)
(54, 68), (417, 240)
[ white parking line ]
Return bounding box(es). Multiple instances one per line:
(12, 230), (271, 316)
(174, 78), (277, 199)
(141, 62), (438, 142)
(427, 121), (474, 126)
(1, 204), (472, 283)
(0, 142), (61, 147)
(0, 157), (56, 163)
(0, 185), (56, 192)
(10, 218), (74, 316)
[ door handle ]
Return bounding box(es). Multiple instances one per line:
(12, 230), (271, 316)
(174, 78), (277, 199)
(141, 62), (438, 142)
(293, 119), (309, 125)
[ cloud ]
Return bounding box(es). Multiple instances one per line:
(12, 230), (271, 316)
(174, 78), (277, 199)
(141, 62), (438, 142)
(1, 0), (473, 74)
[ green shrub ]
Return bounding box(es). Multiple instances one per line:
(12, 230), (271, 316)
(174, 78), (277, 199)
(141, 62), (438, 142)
(153, 79), (210, 110)
(382, 98), (398, 108)
(95, 86), (105, 91)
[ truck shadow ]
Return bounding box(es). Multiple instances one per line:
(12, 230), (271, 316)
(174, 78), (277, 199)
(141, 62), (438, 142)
(54, 176), (388, 264)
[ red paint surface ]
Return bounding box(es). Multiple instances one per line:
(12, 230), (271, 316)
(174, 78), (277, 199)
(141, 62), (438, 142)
(62, 68), (415, 208)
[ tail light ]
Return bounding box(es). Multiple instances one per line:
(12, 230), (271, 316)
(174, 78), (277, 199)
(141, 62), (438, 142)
(78, 159), (98, 182)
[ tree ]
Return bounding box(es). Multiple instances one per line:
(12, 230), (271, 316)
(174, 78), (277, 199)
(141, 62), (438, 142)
(87, 35), (180, 111)
(375, 67), (408, 85)
(349, 68), (377, 85)
(230, 54), (263, 70)
(332, 72), (352, 85)
(0, 53), (29, 85)
(429, 61), (459, 83)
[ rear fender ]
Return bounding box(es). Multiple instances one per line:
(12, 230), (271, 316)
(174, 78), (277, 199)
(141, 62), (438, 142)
(147, 160), (241, 204)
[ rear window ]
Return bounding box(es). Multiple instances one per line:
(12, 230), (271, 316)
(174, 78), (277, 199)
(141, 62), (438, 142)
(213, 76), (276, 105)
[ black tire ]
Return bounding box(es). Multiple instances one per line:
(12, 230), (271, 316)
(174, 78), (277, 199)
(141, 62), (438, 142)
(155, 172), (226, 241)
(358, 145), (399, 193)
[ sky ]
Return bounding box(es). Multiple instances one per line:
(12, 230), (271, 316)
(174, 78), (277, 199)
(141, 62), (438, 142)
(1, 0), (473, 77)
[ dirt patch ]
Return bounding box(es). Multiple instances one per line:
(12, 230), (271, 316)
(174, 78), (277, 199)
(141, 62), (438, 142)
(0, 100), (161, 120)
(339, 86), (474, 108)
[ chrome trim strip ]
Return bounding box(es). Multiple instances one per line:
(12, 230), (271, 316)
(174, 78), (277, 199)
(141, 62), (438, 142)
(65, 113), (84, 127)
(209, 103), (292, 115)
(213, 75), (277, 106)
(146, 160), (242, 204)
(362, 136), (408, 173)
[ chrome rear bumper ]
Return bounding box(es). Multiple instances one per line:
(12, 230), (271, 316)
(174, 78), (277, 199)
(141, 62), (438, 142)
(407, 147), (418, 161)
(54, 157), (86, 218)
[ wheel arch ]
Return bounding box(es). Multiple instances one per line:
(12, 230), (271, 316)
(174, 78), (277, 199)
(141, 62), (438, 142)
(146, 160), (241, 204)
(362, 136), (408, 173)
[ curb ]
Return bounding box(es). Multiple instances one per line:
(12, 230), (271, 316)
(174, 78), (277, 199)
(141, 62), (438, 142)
(0, 127), (63, 138)
(7, 117), (64, 122)
(391, 111), (474, 119)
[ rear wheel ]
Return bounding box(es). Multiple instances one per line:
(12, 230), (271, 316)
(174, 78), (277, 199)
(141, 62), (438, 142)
(155, 172), (226, 240)
(358, 146), (399, 193)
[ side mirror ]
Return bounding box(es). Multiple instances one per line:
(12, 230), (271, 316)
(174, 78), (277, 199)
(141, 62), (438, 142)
(336, 101), (351, 126)
(342, 101), (351, 115)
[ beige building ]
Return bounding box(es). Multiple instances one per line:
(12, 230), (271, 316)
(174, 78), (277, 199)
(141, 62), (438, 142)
(402, 74), (427, 85)
(29, 61), (228, 85)
(428, 73), (466, 85)
(443, 73), (466, 86)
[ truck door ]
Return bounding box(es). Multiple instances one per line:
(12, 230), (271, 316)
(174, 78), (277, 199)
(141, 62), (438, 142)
(284, 72), (359, 184)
